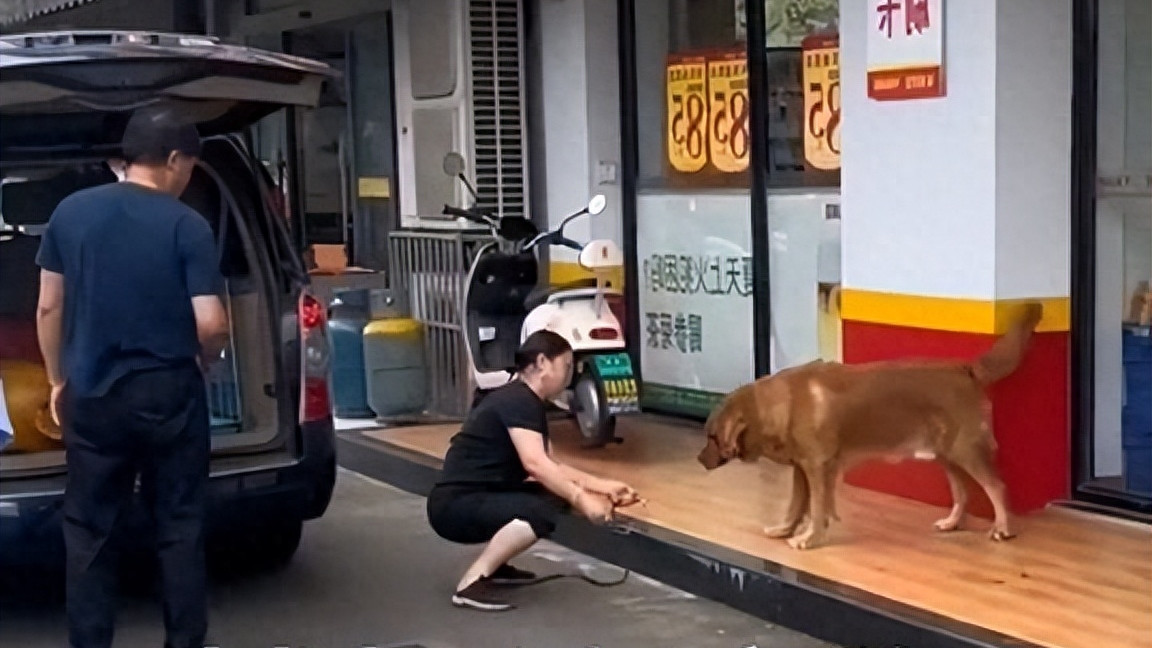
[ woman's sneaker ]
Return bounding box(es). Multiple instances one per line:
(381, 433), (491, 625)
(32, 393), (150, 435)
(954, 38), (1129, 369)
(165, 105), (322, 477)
(488, 563), (538, 586)
(452, 577), (514, 611)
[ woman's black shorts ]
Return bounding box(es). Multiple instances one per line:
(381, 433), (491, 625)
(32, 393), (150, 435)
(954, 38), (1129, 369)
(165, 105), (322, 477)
(426, 482), (568, 544)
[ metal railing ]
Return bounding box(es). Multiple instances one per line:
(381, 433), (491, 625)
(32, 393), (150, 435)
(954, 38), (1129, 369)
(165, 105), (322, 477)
(387, 230), (494, 418)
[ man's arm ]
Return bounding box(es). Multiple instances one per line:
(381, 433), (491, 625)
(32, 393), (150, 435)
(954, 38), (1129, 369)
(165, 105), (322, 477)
(36, 270), (66, 387)
(192, 295), (229, 363)
(179, 212), (229, 365)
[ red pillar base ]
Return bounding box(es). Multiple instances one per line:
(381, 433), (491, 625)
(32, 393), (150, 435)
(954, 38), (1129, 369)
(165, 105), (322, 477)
(841, 321), (1069, 518)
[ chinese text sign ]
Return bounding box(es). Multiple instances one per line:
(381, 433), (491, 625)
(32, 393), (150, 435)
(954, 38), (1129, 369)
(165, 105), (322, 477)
(636, 194), (754, 416)
(866, 0), (945, 100)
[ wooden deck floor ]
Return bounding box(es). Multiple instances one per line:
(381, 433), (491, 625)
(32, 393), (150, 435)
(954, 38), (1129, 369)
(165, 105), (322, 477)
(363, 416), (1152, 648)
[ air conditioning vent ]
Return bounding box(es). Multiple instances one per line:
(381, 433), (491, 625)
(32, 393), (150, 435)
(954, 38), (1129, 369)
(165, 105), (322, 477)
(468, 0), (527, 220)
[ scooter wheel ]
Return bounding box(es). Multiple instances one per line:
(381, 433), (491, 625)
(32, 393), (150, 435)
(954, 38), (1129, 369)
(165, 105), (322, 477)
(572, 371), (617, 448)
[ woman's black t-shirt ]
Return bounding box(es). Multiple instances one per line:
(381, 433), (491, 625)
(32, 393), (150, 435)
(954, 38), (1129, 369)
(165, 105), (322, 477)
(436, 381), (548, 488)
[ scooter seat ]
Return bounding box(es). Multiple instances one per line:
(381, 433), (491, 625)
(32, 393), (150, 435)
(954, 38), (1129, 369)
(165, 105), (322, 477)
(524, 278), (599, 311)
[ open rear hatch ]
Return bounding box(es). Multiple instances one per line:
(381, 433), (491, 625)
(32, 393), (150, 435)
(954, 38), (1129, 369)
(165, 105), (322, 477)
(0, 30), (335, 154)
(0, 31), (334, 475)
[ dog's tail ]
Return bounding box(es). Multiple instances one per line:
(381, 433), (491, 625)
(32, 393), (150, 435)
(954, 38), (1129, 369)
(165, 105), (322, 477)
(970, 302), (1044, 386)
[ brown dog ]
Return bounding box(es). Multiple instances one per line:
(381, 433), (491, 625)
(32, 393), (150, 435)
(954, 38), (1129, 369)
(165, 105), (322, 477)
(0, 359), (64, 453)
(697, 303), (1043, 550)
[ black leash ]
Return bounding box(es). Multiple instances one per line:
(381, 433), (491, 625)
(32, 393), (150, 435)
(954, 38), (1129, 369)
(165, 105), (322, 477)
(511, 568), (631, 588)
(513, 569), (631, 585)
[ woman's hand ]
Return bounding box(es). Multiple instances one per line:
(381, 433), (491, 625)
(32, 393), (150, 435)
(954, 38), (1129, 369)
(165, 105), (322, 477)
(572, 490), (615, 525)
(587, 478), (640, 507)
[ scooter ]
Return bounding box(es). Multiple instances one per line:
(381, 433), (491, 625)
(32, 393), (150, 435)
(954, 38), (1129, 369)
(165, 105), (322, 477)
(440, 153), (639, 448)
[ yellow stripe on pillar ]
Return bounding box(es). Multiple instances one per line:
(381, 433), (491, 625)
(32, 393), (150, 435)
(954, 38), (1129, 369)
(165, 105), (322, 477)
(839, 289), (1070, 335)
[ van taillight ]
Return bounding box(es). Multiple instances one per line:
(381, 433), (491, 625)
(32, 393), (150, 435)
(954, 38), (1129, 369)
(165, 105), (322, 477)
(590, 327), (619, 340)
(299, 293), (331, 423)
(301, 295), (325, 330)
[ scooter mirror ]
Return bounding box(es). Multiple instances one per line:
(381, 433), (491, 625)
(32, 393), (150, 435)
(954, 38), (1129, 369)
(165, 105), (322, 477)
(442, 152), (467, 177)
(587, 194), (607, 216)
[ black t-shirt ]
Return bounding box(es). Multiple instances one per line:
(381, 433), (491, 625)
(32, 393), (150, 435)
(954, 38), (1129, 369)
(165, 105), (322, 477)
(437, 381), (548, 487)
(36, 182), (224, 398)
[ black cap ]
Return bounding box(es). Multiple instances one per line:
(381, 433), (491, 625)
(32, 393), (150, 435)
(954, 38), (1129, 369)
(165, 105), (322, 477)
(120, 107), (202, 163)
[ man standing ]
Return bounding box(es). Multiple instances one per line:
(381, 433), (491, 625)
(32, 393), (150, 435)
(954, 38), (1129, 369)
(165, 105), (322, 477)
(36, 107), (230, 648)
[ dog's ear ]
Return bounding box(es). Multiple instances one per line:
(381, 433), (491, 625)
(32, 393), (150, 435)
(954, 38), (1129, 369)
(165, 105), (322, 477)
(710, 391), (748, 460)
(730, 386), (760, 461)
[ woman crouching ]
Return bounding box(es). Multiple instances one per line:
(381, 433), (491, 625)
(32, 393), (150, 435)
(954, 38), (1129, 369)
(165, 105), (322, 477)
(426, 330), (639, 611)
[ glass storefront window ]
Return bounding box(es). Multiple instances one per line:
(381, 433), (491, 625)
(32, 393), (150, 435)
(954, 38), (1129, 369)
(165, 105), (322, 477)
(635, 0), (751, 190)
(634, 0), (753, 417)
(630, 0), (844, 415)
(1093, 0), (1152, 498)
(760, 1), (842, 372)
(763, 0), (840, 189)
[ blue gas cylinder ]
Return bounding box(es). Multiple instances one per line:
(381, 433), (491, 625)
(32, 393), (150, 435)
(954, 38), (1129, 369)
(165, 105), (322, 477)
(327, 288), (374, 418)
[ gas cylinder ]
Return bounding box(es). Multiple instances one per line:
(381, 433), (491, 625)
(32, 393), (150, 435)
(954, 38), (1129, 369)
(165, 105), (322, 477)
(362, 317), (427, 417)
(327, 288), (374, 418)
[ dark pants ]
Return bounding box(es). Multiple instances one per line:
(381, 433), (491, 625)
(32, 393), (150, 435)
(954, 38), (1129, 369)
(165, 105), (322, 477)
(426, 482), (568, 544)
(62, 363), (209, 648)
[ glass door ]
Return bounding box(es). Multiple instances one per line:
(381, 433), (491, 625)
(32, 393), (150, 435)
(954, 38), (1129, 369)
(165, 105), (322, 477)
(1085, 0), (1152, 506)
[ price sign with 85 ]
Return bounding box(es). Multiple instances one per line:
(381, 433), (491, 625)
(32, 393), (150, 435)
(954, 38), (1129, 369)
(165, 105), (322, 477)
(666, 55), (709, 173)
(666, 50), (750, 175)
(802, 33), (841, 171)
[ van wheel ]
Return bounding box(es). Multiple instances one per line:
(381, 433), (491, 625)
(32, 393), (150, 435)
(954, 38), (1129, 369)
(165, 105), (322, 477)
(209, 518), (302, 574)
(258, 518), (303, 568)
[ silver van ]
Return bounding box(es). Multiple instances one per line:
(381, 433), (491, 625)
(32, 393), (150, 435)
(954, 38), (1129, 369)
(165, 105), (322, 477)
(0, 31), (338, 567)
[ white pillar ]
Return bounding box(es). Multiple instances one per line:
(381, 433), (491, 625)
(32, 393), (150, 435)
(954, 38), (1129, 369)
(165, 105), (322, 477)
(841, 0), (1071, 308)
(538, 0), (624, 271)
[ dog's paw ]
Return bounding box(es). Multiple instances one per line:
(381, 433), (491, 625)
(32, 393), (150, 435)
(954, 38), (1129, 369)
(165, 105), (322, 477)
(791, 516), (813, 537)
(787, 532), (822, 550)
(763, 522), (798, 538)
(988, 525), (1016, 542)
(933, 517), (963, 532)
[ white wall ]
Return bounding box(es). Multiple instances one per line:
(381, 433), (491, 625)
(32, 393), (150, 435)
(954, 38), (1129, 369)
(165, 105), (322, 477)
(583, 0), (624, 249)
(538, 0), (624, 264)
(540, 0), (591, 251)
(841, 0), (999, 299)
(842, 0), (1072, 303)
(993, 0), (1072, 300)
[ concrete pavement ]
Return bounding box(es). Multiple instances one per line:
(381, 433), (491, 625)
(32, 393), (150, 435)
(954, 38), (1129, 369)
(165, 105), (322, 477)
(0, 467), (836, 648)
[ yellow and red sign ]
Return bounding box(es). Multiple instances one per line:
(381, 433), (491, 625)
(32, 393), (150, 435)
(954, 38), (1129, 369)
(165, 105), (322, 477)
(866, 0), (945, 100)
(706, 52), (750, 173)
(665, 50), (749, 175)
(666, 54), (708, 173)
(802, 32), (841, 171)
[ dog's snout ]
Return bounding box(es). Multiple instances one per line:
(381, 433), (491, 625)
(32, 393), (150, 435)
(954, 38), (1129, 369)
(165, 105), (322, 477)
(697, 438), (725, 470)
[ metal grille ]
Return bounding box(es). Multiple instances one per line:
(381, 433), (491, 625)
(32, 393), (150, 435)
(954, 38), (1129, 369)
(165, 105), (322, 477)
(388, 230), (493, 418)
(468, 0), (527, 219)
